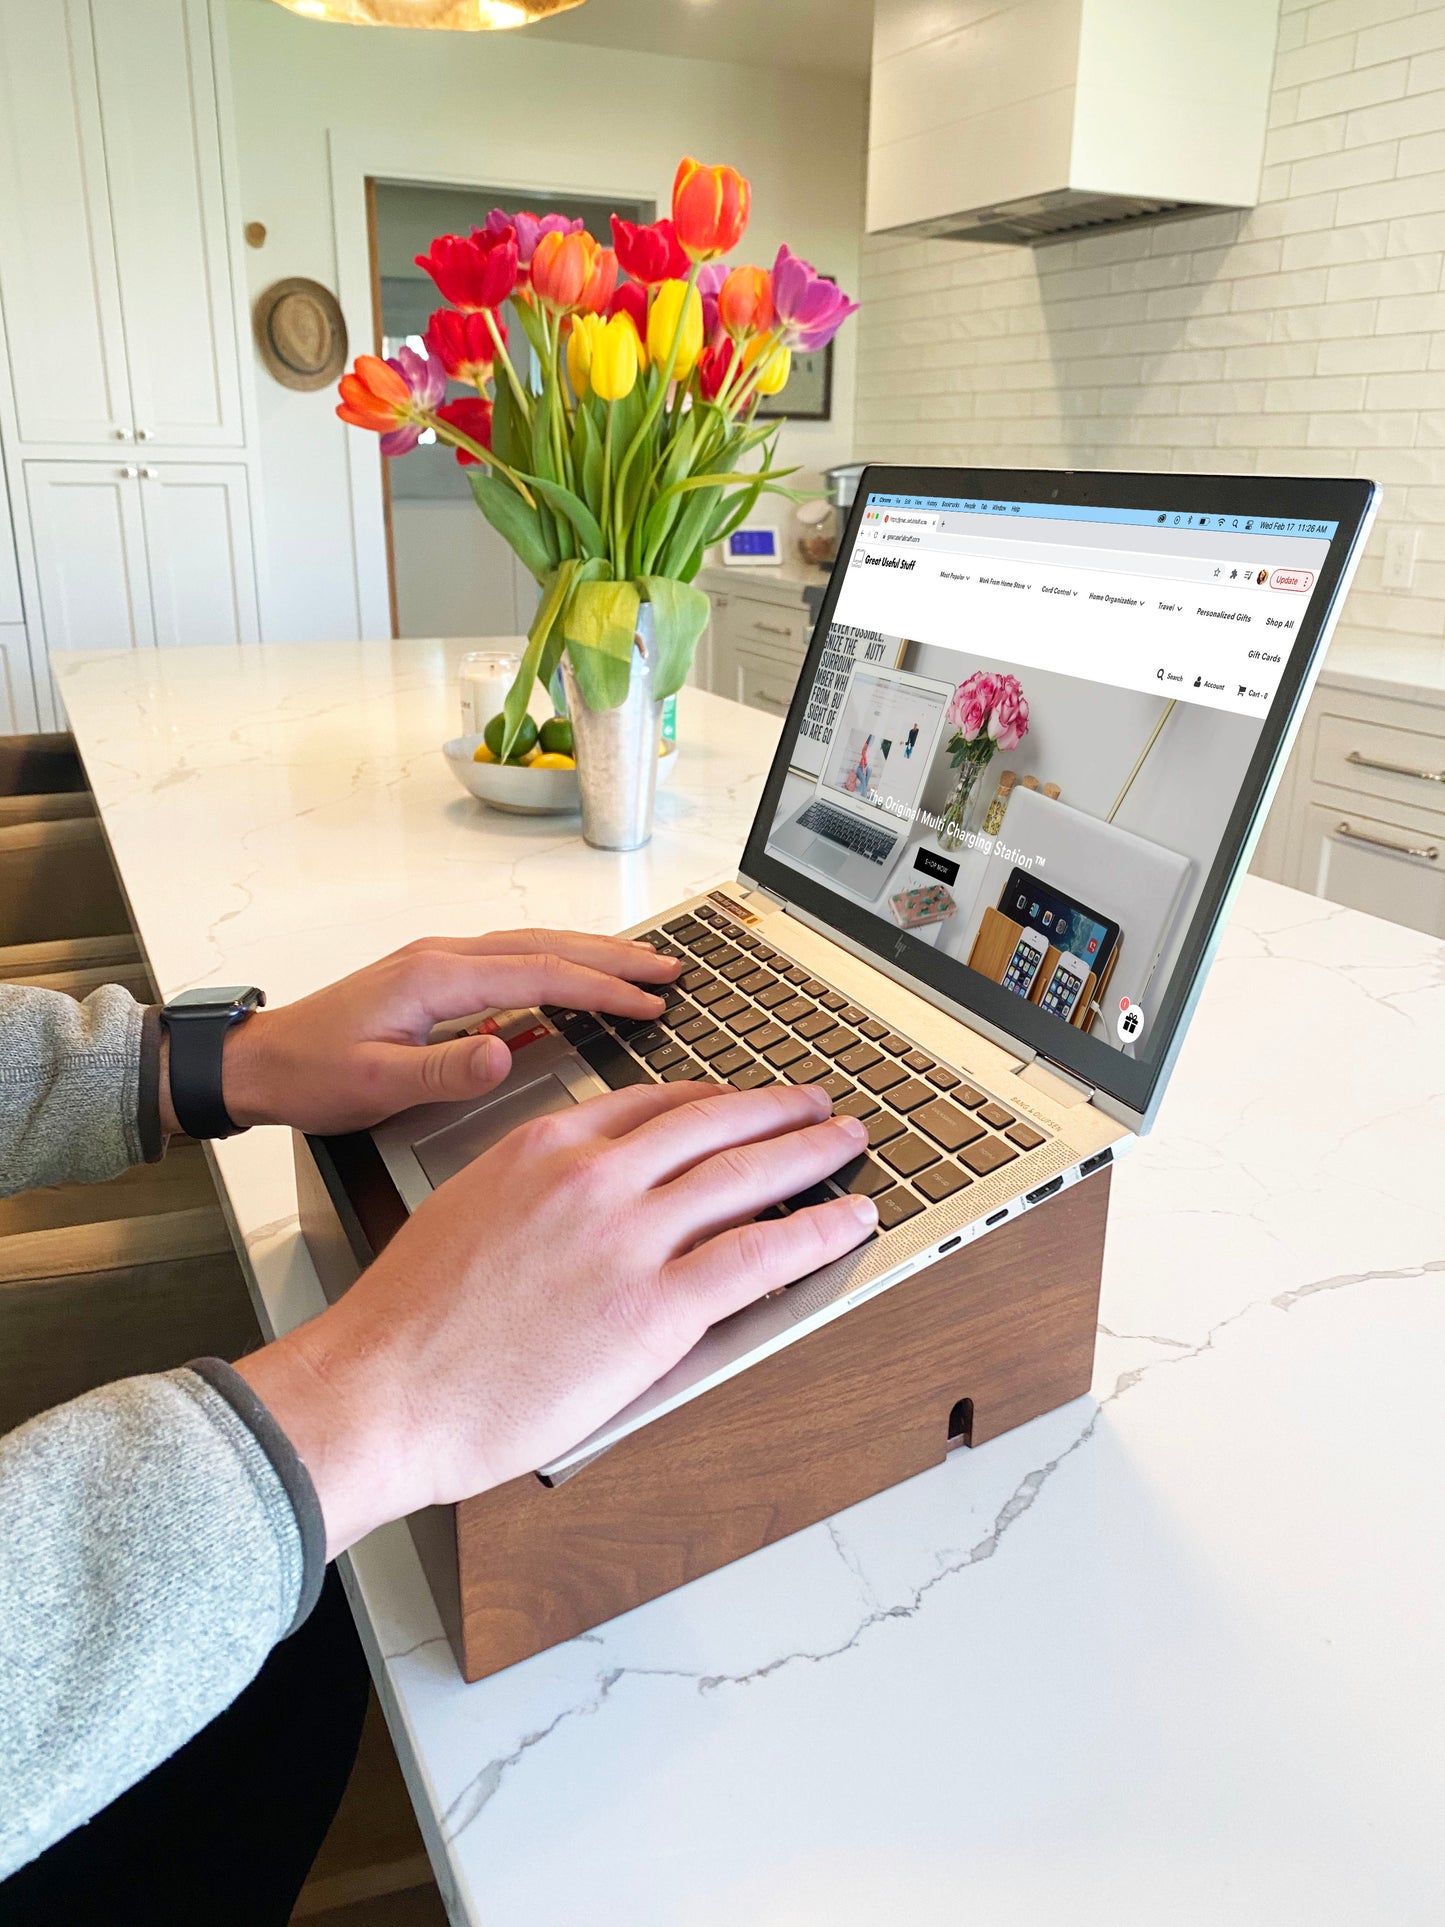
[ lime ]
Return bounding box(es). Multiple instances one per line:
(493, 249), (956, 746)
(538, 715), (574, 757)
(483, 712), (538, 764)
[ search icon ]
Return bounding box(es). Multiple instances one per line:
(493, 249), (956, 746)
(1156, 668), (1165, 680)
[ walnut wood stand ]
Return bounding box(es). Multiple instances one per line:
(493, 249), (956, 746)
(296, 1127), (1110, 1684)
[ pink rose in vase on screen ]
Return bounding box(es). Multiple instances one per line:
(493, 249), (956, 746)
(938, 670), (1029, 850)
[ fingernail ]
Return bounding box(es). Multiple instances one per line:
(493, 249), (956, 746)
(481, 1035), (510, 1076)
(805, 1084), (831, 1112)
(849, 1195), (878, 1226)
(838, 1114), (868, 1141)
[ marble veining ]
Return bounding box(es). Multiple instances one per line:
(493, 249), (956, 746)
(57, 640), (1445, 1927)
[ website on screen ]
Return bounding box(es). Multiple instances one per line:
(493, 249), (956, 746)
(764, 492), (1335, 1059)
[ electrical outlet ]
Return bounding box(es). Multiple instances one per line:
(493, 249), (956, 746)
(1383, 526), (1418, 591)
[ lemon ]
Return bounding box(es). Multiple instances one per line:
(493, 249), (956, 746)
(538, 715), (574, 756)
(531, 751), (576, 770)
(482, 712), (538, 764)
(473, 742), (498, 764)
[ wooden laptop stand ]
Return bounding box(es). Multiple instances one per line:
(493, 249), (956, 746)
(296, 1128), (1110, 1684)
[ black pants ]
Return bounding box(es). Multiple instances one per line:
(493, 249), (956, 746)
(0, 1568), (370, 1927)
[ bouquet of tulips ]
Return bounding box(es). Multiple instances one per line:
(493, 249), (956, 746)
(336, 156), (857, 760)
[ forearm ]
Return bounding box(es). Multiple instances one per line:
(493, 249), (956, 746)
(0, 1364), (324, 1878)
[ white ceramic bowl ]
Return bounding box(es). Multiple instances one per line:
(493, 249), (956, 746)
(443, 735), (678, 816)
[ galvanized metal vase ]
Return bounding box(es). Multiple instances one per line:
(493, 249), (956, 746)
(560, 602), (662, 852)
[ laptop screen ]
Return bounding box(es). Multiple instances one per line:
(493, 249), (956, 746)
(745, 469), (1374, 1124)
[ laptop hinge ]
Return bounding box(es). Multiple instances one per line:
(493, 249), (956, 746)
(1017, 1055), (1097, 1107)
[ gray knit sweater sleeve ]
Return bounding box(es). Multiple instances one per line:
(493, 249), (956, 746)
(0, 1365), (326, 1879)
(0, 982), (159, 1195)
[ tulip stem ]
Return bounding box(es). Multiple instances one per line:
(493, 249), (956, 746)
(601, 403), (614, 570)
(428, 416), (536, 508)
(484, 307), (532, 428)
(610, 261), (700, 572)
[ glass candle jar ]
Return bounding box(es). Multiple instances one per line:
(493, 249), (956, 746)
(458, 650), (522, 738)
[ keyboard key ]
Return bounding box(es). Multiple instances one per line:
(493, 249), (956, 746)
(837, 1042), (882, 1076)
(739, 969), (775, 996)
(693, 981), (731, 1007)
(795, 1010), (837, 1040)
(662, 1057), (706, 1081)
(859, 1059), (907, 1095)
(729, 1062), (774, 1090)
(622, 1024), (670, 1057)
(734, 932), (760, 951)
(880, 1133), (940, 1178)
(802, 979), (829, 997)
(728, 1006), (769, 1036)
(711, 1046), (753, 1077)
(784, 1053), (831, 1083)
(820, 991), (847, 1012)
(546, 1006), (602, 1045)
(775, 997), (814, 1026)
(927, 1066), (961, 1091)
(693, 905), (721, 922)
(1007, 1121), (1047, 1151)
(680, 966), (715, 993)
(646, 1041), (689, 1072)
(758, 981), (795, 1009)
(749, 1022), (787, 1051)
(978, 1103), (1015, 1130)
(840, 1005), (867, 1025)
(576, 1031), (650, 1090)
(903, 1051), (934, 1074)
(866, 1111), (906, 1150)
(955, 1084), (988, 1109)
(817, 1072), (854, 1104)
(814, 1026), (858, 1058)
(721, 956), (757, 982)
(660, 1000), (700, 1031)
(780, 1182), (835, 1213)
(752, 947), (778, 964)
(695, 1030), (739, 1061)
(916, 1162), (971, 1203)
(912, 1098), (986, 1153)
(709, 945), (743, 969)
(664, 915), (703, 937)
(835, 1090), (880, 1122)
(676, 1015), (718, 1045)
(690, 932), (726, 956)
(887, 1078), (933, 1114)
(784, 966), (810, 985)
(875, 1186), (925, 1231)
(858, 1018), (888, 1041)
(763, 1037), (808, 1069)
(710, 993), (749, 1023)
(960, 1136), (1019, 1177)
(879, 1033), (911, 1056)
(838, 1156), (893, 1198)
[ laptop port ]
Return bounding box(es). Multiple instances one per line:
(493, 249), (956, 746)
(1026, 1176), (1065, 1205)
(938, 1234), (962, 1255)
(1079, 1148), (1114, 1178)
(985, 1208), (1009, 1227)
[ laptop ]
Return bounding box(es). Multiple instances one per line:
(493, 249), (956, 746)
(767, 663), (953, 898)
(372, 465), (1377, 1478)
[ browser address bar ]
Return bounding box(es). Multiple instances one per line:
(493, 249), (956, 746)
(862, 528), (1267, 587)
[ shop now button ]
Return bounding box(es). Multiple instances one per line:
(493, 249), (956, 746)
(1270, 567), (1314, 592)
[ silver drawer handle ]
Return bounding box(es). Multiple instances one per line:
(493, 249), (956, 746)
(1334, 820), (1439, 862)
(753, 693), (789, 713)
(1346, 748), (1444, 785)
(752, 620), (794, 637)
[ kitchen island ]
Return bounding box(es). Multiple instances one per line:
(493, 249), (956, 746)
(57, 638), (1445, 1927)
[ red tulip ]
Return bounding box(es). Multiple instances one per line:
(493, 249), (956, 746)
(578, 245), (618, 316)
(672, 157), (750, 262)
(531, 229), (603, 313)
(696, 335), (738, 403)
(609, 214), (689, 286)
(718, 265), (773, 340)
(423, 307), (504, 387)
(435, 396), (494, 465)
(415, 228), (518, 312)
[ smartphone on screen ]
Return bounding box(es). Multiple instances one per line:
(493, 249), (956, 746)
(1039, 951), (1089, 1022)
(1001, 924), (1048, 998)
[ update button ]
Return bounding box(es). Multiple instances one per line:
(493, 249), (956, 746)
(1269, 567), (1314, 592)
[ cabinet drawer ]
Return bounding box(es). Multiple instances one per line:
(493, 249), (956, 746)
(732, 643), (801, 720)
(731, 603), (808, 658)
(1313, 708), (1445, 822)
(1301, 802), (1444, 938)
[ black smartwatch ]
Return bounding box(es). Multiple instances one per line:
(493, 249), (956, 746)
(159, 986), (266, 1140)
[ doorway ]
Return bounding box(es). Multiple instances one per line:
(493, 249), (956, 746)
(368, 180), (654, 640)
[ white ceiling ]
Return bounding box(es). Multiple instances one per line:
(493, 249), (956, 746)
(522, 0), (874, 78)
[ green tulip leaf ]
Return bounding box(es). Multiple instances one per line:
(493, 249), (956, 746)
(565, 577), (640, 660)
(637, 576), (709, 703)
(467, 467), (552, 581)
(565, 640), (635, 713)
(502, 558), (577, 760)
(524, 476), (606, 557)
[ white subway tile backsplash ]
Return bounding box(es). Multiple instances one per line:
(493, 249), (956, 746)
(853, 0), (1445, 660)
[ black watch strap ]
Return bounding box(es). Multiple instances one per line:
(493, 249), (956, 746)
(161, 990), (263, 1139)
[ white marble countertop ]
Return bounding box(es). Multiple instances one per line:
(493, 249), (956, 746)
(57, 638), (1445, 1927)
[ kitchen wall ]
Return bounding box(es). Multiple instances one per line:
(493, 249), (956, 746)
(224, 0), (866, 644)
(853, 0), (1444, 673)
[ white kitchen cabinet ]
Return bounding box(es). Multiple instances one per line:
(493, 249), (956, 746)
(140, 463), (258, 646)
(24, 459), (257, 661)
(699, 563), (821, 718)
(1299, 804), (1444, 936)
(729, 642), (802, 720)
(0, 624), (32, 734)
(0, 0), (244, 452)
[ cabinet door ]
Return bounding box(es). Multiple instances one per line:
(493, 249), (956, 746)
(1301, 803), (1445, 939)
(24, 461), (154, 651)
(90, 0), (244, 448)
(731, 641), (802, 721)
(0, 0), (133, 445)
(0, 623), (37, 733)
(140, 464), (258, 646)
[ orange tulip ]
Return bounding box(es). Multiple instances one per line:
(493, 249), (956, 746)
(531, 229), (601, 313)
(578, 244), (618, 316)
(718, 264), (773, 340)
(672, 157), (750, 262)
(336, 353), (411, 432)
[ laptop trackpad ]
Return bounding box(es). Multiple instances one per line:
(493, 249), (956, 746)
(412, 1071), (577, 1189)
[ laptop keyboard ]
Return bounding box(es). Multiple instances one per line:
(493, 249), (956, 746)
(541, 899), (1051, 1239)
(793, 799), (896, 864)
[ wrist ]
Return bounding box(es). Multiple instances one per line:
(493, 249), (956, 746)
(158, 1012), (273, 1136)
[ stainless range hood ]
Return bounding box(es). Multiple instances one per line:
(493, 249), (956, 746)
(868, 0), (1282, 248)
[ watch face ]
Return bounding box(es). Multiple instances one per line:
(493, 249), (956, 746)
(167, 986), (265, 1013)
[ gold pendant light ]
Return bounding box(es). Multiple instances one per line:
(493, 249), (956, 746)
(272, 0), (586, 29)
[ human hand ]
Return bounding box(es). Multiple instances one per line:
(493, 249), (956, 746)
(237, 1080), (877, 1555)
(161, 930), (681, 1137)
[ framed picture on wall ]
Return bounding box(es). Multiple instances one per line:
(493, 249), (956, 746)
(757, 276), (836, 422)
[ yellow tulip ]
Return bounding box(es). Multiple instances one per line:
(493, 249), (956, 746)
(744, 335), (791, 397)
(647, 278), (704, 378)
(590, 312), (639, 401)
(566, 312), (600, 396)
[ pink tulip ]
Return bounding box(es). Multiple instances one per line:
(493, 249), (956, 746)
(771, 244), (858, 352)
